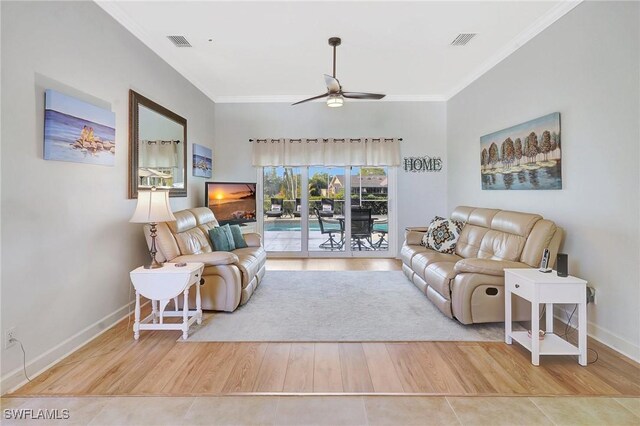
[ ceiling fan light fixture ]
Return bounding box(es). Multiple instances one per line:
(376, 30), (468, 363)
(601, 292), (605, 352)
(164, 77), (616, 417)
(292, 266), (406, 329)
(327, 94), (344, 108)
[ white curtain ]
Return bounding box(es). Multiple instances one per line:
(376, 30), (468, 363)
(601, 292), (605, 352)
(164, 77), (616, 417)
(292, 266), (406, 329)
(251, 138), (401, 167)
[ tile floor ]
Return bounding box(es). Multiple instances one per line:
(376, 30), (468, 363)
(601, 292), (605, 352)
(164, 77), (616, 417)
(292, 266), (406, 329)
(1, 396), (638, 425)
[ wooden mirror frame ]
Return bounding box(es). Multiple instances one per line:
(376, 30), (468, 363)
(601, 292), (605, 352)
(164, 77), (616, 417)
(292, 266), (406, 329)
(129, 90), (187, 198)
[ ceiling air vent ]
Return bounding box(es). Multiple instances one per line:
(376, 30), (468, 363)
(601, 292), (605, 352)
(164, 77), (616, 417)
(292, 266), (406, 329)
(167, 35), (192, 47)
(451, 33), (476, 46)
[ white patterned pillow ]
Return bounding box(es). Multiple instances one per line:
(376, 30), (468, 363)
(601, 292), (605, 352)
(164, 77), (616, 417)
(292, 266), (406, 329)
(421, 216), (444, 247)
(421, 216), (465, 254)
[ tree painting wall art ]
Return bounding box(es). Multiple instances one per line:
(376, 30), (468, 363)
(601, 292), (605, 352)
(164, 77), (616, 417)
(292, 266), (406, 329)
(480, 112), (561, 190)
(44, 89), (116, 166)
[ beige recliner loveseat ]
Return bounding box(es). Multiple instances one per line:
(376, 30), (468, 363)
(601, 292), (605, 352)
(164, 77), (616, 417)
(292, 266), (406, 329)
(402, 206), (563, 324)
(145, 207), (266, 312)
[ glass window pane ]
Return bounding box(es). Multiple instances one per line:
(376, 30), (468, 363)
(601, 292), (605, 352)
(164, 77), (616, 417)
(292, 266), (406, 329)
(262, 166), (302, 252)
(351, 166), (388, 251)
(308, 166), (345, 252)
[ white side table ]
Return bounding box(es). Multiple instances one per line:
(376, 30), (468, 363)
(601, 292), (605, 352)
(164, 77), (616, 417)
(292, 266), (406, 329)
(504, 268), (588, 366)
(130, 262), (204, 340)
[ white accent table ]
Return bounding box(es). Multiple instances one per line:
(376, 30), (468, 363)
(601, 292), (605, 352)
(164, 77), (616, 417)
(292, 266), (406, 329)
(504, 268), (588, 366)
(130, 262), (204, 340)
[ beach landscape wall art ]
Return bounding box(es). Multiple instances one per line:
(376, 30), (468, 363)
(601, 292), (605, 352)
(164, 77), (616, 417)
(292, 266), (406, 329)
(192, 143), (212, 178)
(44, 89), (116, 166)
(480, 112), (561, 190)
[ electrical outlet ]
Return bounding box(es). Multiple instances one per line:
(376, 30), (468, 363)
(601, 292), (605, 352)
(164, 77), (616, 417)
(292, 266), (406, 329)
(4, 327), (17, 349)
(586, 287), (596, 304)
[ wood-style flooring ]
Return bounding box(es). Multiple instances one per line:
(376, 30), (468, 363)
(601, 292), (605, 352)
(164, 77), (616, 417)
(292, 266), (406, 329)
(10, 259), (640, 397)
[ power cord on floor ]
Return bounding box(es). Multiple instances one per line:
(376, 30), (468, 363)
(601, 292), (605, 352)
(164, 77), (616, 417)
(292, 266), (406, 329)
(13, 283), (137, 383)
(55, 283), (136, 369)
(560, 304), (599, 365)
(10, 337), (32, 382)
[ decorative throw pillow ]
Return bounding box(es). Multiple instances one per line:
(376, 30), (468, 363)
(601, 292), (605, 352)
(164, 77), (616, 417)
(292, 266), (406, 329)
(229, 224), (248, 249)
(209, 224), (236, 252)
(422, 216), (465, 254)
(421, 216), (445, 247)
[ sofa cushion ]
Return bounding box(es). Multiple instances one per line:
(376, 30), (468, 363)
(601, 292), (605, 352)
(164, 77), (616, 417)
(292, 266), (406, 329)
(174, 227), (213, 255)
(235, 255), (261, 288)
(423, 217), (465, 254)
(168, 210), (198, 234)
(490, 210), (541, 237)
(452, 207), (500, 228)
(478, 230), (526, 261)
(233, 246), (267, 265)
(411, 250), (462, 280)
(192, 206), (220, 232)
(401, 243), (429, 266)
(454, 224), (488, 259)
(424, 262), (457, 300)
(209, 225), (236, 251)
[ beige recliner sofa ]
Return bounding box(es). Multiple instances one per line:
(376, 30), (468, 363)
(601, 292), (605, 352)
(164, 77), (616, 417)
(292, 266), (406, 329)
(402, 206), (563, 324)
(145, 207), (266, 312)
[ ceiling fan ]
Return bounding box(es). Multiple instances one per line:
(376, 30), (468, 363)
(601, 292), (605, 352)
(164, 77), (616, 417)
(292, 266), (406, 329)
(292, 37), (386, 107)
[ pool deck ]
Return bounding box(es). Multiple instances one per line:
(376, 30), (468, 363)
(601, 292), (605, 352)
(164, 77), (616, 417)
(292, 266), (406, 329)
(263, 215), (387, 252)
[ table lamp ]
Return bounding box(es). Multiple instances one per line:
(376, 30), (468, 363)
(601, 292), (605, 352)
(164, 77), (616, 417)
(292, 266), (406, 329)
(129, 187), (176, 269)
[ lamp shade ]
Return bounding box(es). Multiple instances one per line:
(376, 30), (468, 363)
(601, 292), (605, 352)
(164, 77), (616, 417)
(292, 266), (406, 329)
(129, 187), (176, 224)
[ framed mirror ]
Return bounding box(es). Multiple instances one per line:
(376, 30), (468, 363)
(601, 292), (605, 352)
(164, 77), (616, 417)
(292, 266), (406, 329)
(129, 90), (187, 198)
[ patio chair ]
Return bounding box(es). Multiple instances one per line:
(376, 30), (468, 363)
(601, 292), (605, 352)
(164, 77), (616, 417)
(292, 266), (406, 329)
(372, 219), (388, 250)
(351, 207), (373, 251)
(293, 198), (302, 217)
(315, 207), (343, 250)
(265, 198), (283, 218)
(319, 198), (334, 217)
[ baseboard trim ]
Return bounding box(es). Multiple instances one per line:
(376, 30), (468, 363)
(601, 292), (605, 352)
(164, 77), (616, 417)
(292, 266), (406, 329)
(553, 307), (640, 363)
(0, 300), (143, 395)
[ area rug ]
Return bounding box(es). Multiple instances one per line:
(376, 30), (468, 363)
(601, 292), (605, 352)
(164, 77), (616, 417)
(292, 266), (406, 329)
(186, 271), (507, 342)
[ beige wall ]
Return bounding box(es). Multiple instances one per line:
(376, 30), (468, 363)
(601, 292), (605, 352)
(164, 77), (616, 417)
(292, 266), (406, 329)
(447, 1), (640, 359)
(0, 1), (215, 391)
(212, 101), (448, 254)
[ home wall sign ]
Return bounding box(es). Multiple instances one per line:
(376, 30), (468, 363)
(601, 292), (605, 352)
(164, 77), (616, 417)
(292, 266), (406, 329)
(403, 156), (443, 172)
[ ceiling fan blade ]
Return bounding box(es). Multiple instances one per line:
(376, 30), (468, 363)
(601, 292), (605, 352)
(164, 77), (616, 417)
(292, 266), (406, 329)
(291, 92), (329, 106)
(342, 92), (386, 100)
(324, 74), (341, 93)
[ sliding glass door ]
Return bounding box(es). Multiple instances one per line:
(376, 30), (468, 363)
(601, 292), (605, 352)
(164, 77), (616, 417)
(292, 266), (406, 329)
(351, 166), (389, 253)
(260, 166), (395, 257)
(307, 166), (346, 253)
(261, 166), (303, 253)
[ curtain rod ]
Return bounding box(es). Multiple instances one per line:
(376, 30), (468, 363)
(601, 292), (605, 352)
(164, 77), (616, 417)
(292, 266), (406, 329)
(249, 138), (403, 142)
(142, 140), (181, 145)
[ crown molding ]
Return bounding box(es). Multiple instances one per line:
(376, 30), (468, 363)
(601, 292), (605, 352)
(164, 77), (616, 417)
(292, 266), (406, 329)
(444, 0), (583, 100)
(95, 1), (217, 101)
(97, 0), (582, 104)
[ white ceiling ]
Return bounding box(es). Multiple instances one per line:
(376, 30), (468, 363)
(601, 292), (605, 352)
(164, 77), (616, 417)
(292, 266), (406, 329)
(97, 1), (581, 103)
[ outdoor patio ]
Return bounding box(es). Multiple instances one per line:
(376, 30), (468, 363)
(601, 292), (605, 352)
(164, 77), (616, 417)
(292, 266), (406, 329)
(263, 215), (388, 252)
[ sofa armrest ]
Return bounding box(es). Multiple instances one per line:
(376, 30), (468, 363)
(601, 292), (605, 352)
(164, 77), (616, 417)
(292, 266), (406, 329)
(173, 251), (239, 266)
(454, 258), (530, 276)
(405, 230), (426, 246)
(243, 233), (262, 247)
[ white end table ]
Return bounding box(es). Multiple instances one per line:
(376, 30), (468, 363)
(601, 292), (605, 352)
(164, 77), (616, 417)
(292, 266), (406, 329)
(504, 268), (588, 366)
(130, 262), (204, 340)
